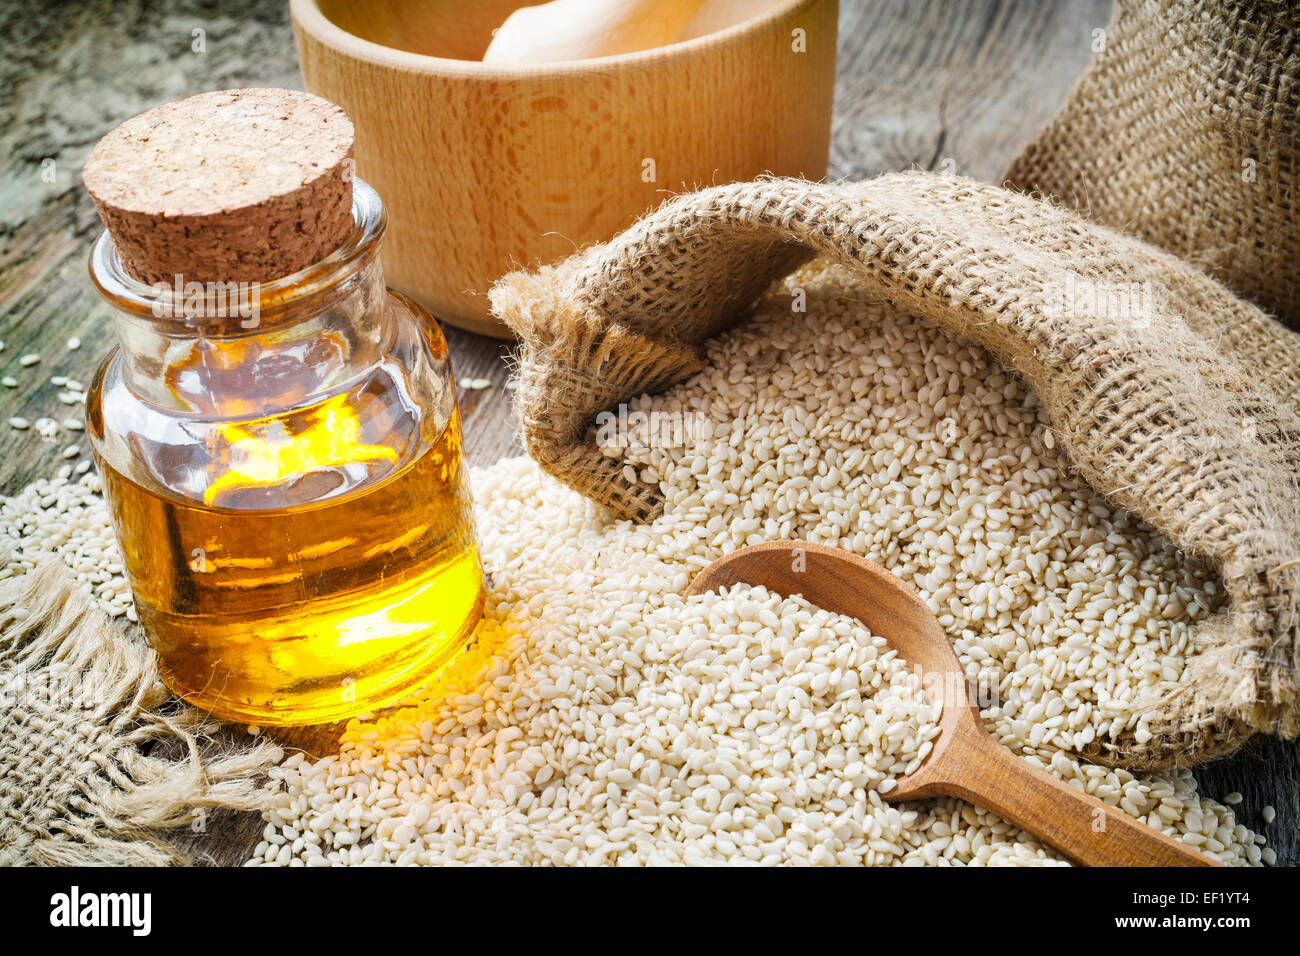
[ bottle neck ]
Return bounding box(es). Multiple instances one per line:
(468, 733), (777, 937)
(90, 179), (391, 418)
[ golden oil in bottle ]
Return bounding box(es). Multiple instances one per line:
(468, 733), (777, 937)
(95, 400), (483, 725)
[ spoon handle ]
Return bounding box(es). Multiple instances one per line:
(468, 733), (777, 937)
(936, 726), (1223, 866)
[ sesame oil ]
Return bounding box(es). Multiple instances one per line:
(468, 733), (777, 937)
(93, 400), (484, 725)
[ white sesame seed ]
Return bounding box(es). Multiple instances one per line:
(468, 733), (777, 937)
(8, 417), (30, 429)
(1262, 804), (1275, 824)
(18, 353), (40, 367)
(66, 336), (81, 351)
(2, 377), (17, 388)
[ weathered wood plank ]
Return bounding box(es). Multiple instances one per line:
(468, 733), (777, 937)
(832, 0), (1110, 182)
(2, 0), (1294, 867)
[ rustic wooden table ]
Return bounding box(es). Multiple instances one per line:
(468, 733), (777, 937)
(1, 0), (1293, 866)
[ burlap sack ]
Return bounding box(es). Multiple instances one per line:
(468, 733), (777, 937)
(1008, 0), (1300, 328)
(0, 560), (282, 864)
(490, 169), (1300, 770)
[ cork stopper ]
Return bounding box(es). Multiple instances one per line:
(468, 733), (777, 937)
(83, 88), (355, 286)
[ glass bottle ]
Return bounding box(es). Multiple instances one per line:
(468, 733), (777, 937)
(86, 179), (485, 725)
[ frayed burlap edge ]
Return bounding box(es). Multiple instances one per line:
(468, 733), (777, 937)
(492, 172), (1300, 771)
(0, 560), (283, 865)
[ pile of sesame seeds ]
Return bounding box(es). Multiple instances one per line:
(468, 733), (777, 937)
(0, 471), (133, 621)
(240, 261), (1272, 865)
(0, 263), (1279, 864)
(0, 334), (123, 615)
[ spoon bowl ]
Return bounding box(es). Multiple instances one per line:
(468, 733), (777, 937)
(686, 540), (1220, 867)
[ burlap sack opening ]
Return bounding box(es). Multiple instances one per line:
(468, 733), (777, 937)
(492, 0), (1300, 771)
(491, 171), (1300, 771)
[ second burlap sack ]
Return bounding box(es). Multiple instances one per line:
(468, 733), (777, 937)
(1008, 0), (1300, 329)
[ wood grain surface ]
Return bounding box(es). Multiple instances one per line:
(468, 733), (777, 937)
(1, 0), (1294, 867)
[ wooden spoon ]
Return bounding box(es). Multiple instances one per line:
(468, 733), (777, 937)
(685, 540), (1220, 866)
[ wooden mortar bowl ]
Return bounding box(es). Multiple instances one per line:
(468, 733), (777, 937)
(291, 0), (838, 337)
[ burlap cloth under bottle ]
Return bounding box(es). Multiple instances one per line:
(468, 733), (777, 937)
(492, 0), (1300, 770)
(0, 560), (281, 864)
